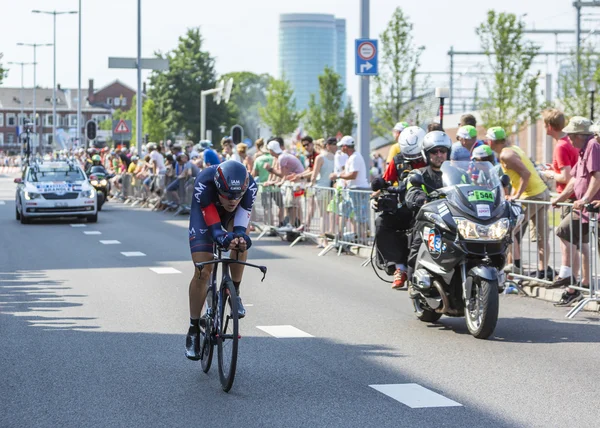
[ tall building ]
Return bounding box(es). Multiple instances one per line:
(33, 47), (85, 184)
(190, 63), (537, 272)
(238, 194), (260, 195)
(279, 13), (347, 113)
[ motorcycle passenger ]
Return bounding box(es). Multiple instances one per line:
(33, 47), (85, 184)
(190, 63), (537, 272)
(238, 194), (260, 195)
(373, 126), (427, 289)
(405, 131), (453, 280)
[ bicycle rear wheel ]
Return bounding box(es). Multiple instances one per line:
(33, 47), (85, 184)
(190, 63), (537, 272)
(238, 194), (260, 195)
(217, 279), (239, 392)
(200, 289), (214, 373)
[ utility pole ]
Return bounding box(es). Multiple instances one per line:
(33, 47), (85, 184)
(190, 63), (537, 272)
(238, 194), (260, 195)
(358, 0), (371, 165)
(137, 0), (142, 156)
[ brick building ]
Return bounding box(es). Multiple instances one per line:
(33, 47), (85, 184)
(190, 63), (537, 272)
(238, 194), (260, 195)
(0, 79), (135, 154)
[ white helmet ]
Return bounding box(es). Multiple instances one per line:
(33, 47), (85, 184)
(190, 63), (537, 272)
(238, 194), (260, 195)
(422, 131), (452, 160)
(399, 126), (426, 160)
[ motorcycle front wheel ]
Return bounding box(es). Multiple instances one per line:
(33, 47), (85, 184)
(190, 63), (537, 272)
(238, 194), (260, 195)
(413, 297), (442, 323)
(465, 279), (499, 339)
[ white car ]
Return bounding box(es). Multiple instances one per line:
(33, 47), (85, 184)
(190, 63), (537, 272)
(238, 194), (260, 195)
(15, 161), (98, 224)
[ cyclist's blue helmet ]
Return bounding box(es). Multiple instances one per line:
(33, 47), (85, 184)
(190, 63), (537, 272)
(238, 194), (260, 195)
(214, 160), (249, 200)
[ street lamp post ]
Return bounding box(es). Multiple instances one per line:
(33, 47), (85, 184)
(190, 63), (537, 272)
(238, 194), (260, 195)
(587, 79), (597, 121)
(435, 87), (450, 128)
(32, 9), (77, 149)
(8, 62), (33, 156)
(17, 42), (53, 138)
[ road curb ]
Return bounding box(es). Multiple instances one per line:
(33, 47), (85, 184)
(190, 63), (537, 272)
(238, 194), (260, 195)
(520, 283), (600, 312)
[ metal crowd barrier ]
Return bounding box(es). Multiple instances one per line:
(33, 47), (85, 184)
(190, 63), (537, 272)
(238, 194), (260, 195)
(251, 183), (376, 259)
(506, 197), (599, 317)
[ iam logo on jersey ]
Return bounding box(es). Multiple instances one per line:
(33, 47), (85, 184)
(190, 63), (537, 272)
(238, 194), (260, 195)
(249, 182), (258, 202)
(194, 183), (206, 203)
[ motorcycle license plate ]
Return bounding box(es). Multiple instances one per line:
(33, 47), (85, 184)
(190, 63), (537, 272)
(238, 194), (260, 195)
(55, 202), (68, 208)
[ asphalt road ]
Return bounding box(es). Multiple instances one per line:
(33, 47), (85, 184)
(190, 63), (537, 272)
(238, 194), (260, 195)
(1, 173), (599, 428)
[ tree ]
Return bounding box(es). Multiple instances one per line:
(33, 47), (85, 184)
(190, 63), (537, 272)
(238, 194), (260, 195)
(112, 96), (166, 144)
(148, 28), (227, 143)
(557, 46), (600, 118)
(99, 118), (113, 131)
(305, 66), (355, 138)
(476, 10), (540, 132)
(221, 71), (273, 140)
(339, 101), (356, 136)
(259, 77), (303, 136)
(0, 53), (6, 85)
(371, 7), (424, 137)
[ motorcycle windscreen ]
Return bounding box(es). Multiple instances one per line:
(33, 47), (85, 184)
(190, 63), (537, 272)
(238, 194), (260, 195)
(440, 161), (504, 220)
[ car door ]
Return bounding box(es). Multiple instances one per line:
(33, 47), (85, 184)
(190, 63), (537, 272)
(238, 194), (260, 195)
(15, 167), (27, 212)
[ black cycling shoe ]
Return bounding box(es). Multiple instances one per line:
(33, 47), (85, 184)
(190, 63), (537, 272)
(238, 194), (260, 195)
(554, 290), (582, 307)
(236, 296), (246, 319)
(185, 327), (201, 361)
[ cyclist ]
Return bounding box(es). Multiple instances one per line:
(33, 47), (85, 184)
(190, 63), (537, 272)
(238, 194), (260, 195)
(186, 160), (257, 360)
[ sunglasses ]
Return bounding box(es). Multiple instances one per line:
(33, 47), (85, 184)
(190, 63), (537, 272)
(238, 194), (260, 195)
(302, 144), (310, 148)
(219, 192), (244, 201)
(430, 148), (448, 155)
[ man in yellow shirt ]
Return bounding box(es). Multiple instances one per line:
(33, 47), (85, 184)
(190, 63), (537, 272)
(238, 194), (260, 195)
(386, 122), (410, 164)
(489, 127), (553, 280)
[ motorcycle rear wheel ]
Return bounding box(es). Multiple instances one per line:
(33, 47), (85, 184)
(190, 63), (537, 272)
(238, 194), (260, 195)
(465, 279), (499, 339)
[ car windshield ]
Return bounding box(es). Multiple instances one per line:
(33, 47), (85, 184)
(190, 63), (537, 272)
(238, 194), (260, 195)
(28, 166), (86, 183)
(440, 161), (501, 191)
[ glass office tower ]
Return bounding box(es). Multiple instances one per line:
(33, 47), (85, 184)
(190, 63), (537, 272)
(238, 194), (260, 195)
(279, 14), (347, 112)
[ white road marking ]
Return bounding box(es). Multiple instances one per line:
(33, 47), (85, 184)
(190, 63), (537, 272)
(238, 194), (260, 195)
(244, 304), (254, 307)
(0, 201), (6, 205)
(369, 384), (463, 408)
(70, 224), (86, 227)
(121, 252), (146, 257)
(83, 231), (102, 235)
(149, 267), (181, 274)
(99, 240), (121, 245)
(256, 325), (313, 338)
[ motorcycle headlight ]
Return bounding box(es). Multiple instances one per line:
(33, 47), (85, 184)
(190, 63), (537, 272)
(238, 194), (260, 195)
(100, 179), (108, 186)
(81, 189), (95, 198)
(454, 217), (510, 241)
(24, 191), (41, 200)
(90, 180), (99, 186)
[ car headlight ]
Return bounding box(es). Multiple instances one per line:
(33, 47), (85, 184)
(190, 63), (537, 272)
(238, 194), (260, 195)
(90, 180), (99, 186)
(454, 217), (510, 240)
(100, 179), (108, 186)
(24, 191), (41, 200)
(81, 189), (95, 198)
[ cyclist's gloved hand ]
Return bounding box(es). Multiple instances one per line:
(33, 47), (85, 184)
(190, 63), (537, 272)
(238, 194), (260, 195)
(233, 226), (252, 250)
(214, 231), (236, 250)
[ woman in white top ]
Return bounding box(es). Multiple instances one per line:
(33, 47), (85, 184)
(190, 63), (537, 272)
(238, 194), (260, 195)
(311, 137), (337, 247)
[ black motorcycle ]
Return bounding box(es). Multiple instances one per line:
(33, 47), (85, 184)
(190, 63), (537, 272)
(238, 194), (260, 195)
(88, 166), (111, 211)
(408, 161), (523, 339)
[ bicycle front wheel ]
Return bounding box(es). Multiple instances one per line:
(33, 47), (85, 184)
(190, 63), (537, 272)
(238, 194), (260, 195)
(217, 280), (239, 392)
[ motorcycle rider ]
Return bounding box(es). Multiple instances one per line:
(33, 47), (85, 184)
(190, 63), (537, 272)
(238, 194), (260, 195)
(405, 131), (453, 282)
(85, 154), (106, 175)
(372, 126), (427, 289)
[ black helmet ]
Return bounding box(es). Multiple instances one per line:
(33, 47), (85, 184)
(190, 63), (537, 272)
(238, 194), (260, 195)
(214, 160), (249, 200)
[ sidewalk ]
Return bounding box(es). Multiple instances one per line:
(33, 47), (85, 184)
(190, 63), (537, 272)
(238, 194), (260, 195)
(518, 281), (599, 312)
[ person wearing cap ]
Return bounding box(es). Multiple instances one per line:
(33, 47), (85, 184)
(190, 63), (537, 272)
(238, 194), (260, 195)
(489, 126), (553, 281)
(329, 136), (370, 232)
(551, 116), (600, 305)
(451, 125), (483, 161)
(203, 148), (221, 167)
(386, 122), (411, 164)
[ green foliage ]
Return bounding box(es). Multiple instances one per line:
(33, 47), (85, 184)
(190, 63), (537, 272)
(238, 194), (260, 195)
(372, 7), (424, 137)
(476, 10), (540, 132)
(148, 28), (228, 143)
(259, 77), (303, 137)
(0, 53), (6, 85)
(98, 118), (113, 131)
(111, 96), (166, 143)
(221, 71), (273, 140)
(305, 66), (355, 138)
(339, 101), (356, 136)
(558, 45), (600, 118)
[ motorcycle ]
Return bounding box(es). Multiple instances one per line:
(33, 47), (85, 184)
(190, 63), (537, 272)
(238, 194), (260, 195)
(88, 166), (111, 211)
(408, 160), (523, 339)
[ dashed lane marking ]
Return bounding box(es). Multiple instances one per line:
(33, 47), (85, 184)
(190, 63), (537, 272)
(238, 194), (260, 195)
(256, 325), (313, 338)
(369, 384), (463, 408)
(83, 231), (102, 235)
(149, 267), (181, 274)
(121, 252), (146, 257)
(70, 224), (86, 227)
(99, 240), (121, 245)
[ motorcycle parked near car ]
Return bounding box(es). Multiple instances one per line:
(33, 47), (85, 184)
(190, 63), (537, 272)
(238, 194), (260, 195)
(408, 161), (523, 339)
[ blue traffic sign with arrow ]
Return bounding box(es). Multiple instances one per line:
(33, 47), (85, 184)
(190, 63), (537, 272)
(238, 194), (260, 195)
(355, 39), (378, 76)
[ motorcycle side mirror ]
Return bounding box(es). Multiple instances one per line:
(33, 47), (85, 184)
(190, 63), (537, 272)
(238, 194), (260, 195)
(13, 178), (22, 184)
(500, 174), (510, 188)
(410, 173), (425, 187)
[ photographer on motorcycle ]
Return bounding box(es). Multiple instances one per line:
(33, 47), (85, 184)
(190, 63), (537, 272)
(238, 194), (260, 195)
(372, 126), (427, 289)
(405, 131), (453, 281)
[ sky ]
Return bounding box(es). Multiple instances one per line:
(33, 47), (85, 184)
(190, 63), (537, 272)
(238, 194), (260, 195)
(0, 0), (588, 111)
